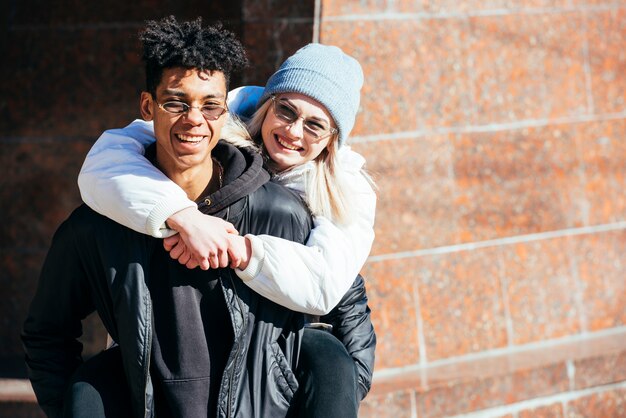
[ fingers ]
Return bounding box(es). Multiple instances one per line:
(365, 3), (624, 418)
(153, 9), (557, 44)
(185, 257), (200, 270)
(164, 238), (196, 269)
(163, 234), (180, 251)
(167, 239), (185, 260)
(200, 249), (230, 270)
(226, 235), (250, 270)
(208, 252), (227, 269)
(205, 253), (218, 270)
(177, 249), (191, 266)
(217, 251), (229, 269)
(162, 236), (233, 270)
(227, 246), (241, 269)
(198, 258), (211, 271)
(224, 222), (239, 235)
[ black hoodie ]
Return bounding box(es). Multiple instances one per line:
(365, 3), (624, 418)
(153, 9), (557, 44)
(23, 141), (312, 418)
(144, 140), (307, 417)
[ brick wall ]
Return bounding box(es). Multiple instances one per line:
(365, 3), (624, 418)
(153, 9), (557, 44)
(1, 1), (624, 417)
(317, 1), (625, 416)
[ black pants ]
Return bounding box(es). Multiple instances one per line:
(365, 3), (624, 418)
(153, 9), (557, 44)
(287, 328), (359, 418)
(63, 329), (358, 417)
(62, 346), (131, 418)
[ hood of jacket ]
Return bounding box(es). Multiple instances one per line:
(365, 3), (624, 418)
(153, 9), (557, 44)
(200, 140), (270, 215)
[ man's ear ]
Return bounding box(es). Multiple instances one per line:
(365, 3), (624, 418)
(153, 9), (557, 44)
(140, 92), (154, 121)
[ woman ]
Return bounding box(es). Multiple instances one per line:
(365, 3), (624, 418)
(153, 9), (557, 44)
(79, 43), (376, 414)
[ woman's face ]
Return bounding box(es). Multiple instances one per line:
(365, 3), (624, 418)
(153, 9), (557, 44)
(261, 92), (337, 171)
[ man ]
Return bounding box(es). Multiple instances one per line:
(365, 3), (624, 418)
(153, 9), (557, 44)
(22, 17), (316, 417)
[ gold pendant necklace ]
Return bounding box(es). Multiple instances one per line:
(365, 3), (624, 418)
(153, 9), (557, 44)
(203, 158), (223, 207)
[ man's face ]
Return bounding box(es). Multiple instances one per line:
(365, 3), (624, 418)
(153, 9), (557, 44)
(140, 67), (228, 174)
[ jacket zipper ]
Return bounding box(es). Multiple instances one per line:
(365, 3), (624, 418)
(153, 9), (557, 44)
(221, 205), (239, 418)
(143, 297), (153, 418)
(226, 271), (245, 418)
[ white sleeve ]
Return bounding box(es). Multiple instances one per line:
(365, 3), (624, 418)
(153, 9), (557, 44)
(77, 119), (196, 237)
(235, 169), (376, 315)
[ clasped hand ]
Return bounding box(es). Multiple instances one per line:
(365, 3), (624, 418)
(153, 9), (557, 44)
(163, 207), (251, 270)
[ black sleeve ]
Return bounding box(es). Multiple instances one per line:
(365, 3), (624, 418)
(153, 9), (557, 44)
(320, 274), (376, 401)
(22, 214), (96, 418)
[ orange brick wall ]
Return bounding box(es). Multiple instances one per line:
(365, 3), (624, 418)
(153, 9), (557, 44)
(317, 1), (625, 416)
(1, 1), (624, 416)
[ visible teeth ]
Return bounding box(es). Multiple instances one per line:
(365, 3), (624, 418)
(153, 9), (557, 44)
(177, 134), (205, 143)
(277, 137), (300, 151)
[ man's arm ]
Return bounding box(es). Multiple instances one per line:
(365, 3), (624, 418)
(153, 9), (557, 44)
(22, 213), (95, 418)
(79, 120), (244, 270)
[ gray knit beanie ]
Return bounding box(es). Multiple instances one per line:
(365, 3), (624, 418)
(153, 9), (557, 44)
(260, 43), (364, 146)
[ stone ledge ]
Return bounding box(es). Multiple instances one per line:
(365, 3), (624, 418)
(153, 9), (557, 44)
(362, 329), (626, 418)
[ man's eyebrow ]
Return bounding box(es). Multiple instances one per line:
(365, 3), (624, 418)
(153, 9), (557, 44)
(203, 93), (226, 101)
(161, 89), (186, 98)
(160, 89), (225, 101)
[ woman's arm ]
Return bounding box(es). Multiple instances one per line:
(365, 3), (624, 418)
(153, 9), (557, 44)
(78, 87), (262, 239)
(78, 119), (195, 238)
(236, 167), (376, 315)
(78, 120), (242, 269)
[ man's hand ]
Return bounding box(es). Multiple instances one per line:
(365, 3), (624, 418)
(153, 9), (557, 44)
(164, 207), (242, 270)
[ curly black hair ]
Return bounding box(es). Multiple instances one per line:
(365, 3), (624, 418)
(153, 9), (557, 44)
(140, 16), (248, 95)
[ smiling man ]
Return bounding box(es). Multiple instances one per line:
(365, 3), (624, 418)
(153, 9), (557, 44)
(22, 17), (313, 418)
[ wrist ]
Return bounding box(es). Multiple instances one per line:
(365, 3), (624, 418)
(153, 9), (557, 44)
(238, 236), (253, 270)
(166, 207), (196, 232)
(236, 234), (265, 281)
(147, 198), (196, 238)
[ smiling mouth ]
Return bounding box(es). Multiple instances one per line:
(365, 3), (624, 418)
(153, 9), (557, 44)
(176, 133), (207, 143)
(275, 135), (302, 151)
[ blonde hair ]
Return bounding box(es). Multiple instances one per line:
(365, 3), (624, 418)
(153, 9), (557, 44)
(220, 112), (259, 151)
(242, 99), (374, 225)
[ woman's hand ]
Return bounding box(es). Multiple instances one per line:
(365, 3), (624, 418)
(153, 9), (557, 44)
(226, 234), (252, 270)
(163, 234), (252, 270)
(164, 234), (198, 269)
(163, 207), (243, 270)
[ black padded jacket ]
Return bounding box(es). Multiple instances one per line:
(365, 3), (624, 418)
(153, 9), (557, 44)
(22, 141), (375, 418)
